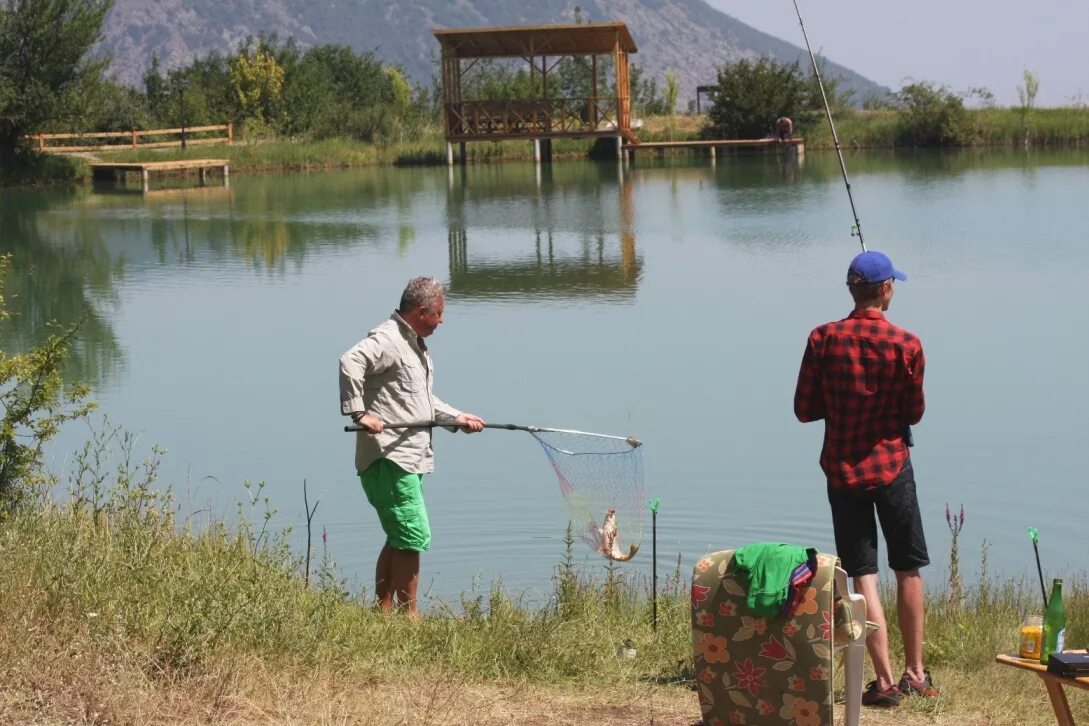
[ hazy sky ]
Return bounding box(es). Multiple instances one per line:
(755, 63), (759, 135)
(710, 0), (1087, 107)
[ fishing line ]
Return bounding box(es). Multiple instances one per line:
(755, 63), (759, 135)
(791, 0), (867, 252)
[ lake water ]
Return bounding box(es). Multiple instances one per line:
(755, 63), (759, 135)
(3, 149), (1087, 607)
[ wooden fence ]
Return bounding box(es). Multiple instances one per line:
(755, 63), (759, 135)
(25, 123), (233, 153)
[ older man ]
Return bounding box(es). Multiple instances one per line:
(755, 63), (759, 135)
(794, 250), (937, 707)
(339, 277), (484, 616)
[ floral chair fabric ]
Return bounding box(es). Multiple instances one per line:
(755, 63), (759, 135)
(691, 550), (864, 726)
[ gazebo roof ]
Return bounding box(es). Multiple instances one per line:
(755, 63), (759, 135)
(433, 22), (637, 59)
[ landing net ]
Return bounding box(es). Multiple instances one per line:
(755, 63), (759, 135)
(530, 430), (645, 561)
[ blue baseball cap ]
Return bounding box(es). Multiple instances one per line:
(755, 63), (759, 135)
(847, 250), (907, 283)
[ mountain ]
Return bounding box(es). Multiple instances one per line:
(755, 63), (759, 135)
(97, 0), (889, 104)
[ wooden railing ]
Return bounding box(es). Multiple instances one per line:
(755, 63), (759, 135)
(445, 98), (624, 139)
(24, 123), (233, 153)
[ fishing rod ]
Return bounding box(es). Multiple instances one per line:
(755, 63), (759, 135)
(791, 0), (867, 252)
(792, 0), (917, 446)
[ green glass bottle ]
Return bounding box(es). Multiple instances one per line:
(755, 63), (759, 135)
(1040, 578), (1066, 665)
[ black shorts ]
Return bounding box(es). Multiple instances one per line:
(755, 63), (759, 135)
(827, 460), (930, 577)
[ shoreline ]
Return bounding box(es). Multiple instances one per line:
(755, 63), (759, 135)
(5, 108), (1088, 188)
(1, 469), (1086, 725)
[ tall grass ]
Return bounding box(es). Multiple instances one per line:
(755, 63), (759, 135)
(0, 423), (692, 686)
(803, 107), (1089, 148)
(0, 150), (88, 186)
(1, 427), (1087, 723)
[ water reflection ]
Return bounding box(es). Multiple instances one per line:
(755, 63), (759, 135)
(444, 162), (642, 302)
(0, 188), (124, 387)
(4, 148), (1087, 390)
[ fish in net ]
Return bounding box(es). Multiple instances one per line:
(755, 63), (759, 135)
(530, 430), (645, 561)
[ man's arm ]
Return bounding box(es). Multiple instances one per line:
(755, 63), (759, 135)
(903, 346), (925, 425)
(431, 394), (462, 424)
(794, 334), (826, 423)
(433, 395), (485, 433)
(339, 335), (392, 432)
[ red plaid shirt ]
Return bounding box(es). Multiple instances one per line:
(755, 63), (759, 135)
(794, 309), (925, 489)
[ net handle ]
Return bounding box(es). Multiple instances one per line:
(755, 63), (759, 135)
(343, 420), (638, 443)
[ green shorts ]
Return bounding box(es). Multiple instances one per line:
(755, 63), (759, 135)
(358, 459), (430, 552)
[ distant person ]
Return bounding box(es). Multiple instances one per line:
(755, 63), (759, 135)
(793, 250), (937, 707)
(776, 115), (794, 141)
(339, 276), (485, 617)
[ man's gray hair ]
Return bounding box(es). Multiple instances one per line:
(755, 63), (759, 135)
(399, 277), (446, 312)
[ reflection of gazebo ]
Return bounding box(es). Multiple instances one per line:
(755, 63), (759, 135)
(444, 165), (640, 302)
(433, 23), (638, 164)
(447, 229), (641, 302)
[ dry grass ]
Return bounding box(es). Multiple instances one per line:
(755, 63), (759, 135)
(2, 429), (1088, 725)
(4, 628), (1088, 726)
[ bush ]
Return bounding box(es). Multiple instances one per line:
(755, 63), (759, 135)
(0, 254), (94, 508)
(895, 81), (973, 146)
(703, 58), (820, 139)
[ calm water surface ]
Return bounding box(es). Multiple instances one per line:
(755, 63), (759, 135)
(3, 149), (1087, 606)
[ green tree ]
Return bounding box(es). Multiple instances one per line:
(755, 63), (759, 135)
(229, 46), (285, 131)
(1017, 70), (1039, 145)
(806, 58), (854, 115)
(895, 81), (971, 146)
(665, 71), (679, 115)
(143, 53), (167, 120)
(630, 64), (667, 116)
(280, 44), (403, 141)
(0, 0), (112, 154)
(0, 254), (94, 509)
(457, 59), (533, 102)
(704, 58), (819, 139)
(66, 75), (149, 131)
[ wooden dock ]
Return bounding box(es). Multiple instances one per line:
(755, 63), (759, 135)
(623, 137), (804, 161)
(90, 159), (229, 192)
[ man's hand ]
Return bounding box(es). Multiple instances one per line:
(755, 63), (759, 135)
(456, 413), (485, 433)
(354, 413), (384, 434)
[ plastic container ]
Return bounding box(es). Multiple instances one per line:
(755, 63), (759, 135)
(1019, 614), (1043, 659)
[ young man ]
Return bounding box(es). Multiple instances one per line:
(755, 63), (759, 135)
(339, 276), (485, 616)
(793, 250), (937, 707)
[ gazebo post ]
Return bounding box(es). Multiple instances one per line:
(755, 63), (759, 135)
(591, 55), (599, 129)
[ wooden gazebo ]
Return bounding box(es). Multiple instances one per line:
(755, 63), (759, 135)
(433, 22), (638, 163)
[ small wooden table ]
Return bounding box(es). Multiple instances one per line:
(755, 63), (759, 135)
(996, 653), (1089, 725)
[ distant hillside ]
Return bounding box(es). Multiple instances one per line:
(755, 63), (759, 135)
(97, 0), (890, 105)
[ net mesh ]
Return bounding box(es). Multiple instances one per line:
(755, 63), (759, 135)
(530, 431), (645, 561)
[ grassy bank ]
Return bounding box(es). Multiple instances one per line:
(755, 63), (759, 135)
(805, 107), (1089, 149)
(1, 432), (1087, 724)
(5, 106), (1086, 188)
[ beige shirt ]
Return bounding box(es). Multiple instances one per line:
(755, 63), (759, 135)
(339, 313), (462, 473)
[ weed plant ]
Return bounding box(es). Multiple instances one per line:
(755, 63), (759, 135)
(0, 423), (693, 689)
(2, 428), (1088, 722)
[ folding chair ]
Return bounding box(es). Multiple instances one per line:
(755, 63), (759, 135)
(691, 549), (867, 726)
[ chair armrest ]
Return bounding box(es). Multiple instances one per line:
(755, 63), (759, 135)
(834, 567), (868, 643)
